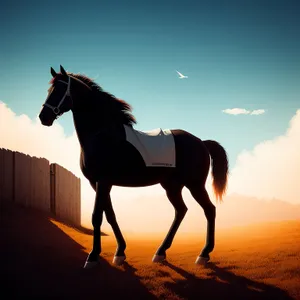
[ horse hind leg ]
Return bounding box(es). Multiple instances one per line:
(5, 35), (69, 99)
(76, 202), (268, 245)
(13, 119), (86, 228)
(187, 183), (216, 264)
(152, 182), (187, 263)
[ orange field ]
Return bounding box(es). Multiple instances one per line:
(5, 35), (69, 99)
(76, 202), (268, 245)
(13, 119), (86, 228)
(1, 203), (299, 300)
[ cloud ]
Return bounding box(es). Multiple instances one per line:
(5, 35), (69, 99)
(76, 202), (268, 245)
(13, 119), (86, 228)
(222, 108), (265, 115)
(222, 108), (251, 115)
(228, 109), (300, 205)
(250, 109), (265, 115)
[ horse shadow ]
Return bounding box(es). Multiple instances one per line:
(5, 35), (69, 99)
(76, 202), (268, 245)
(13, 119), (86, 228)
(0, 203), (155, 300)
(162, 261), (293, 300)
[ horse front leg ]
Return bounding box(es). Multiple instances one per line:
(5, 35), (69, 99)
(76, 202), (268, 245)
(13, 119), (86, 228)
(105, 196), (127, 266)
(84, 183), (112, 269)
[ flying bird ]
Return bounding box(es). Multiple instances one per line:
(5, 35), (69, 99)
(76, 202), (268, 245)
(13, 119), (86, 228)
(176, 70), (188, 79)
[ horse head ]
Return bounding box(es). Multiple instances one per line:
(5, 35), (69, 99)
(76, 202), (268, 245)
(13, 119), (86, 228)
(39, 65), (73, 126)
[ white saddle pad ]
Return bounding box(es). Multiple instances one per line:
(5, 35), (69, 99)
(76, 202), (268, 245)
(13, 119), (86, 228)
(124, 125), (176, 167)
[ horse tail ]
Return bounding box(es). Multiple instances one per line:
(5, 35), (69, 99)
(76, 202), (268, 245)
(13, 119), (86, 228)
(203, 140), (229, 202)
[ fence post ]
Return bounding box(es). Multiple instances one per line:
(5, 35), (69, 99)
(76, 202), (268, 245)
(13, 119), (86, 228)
(12, 151), (15, 202)
(50, 163), (56, 215)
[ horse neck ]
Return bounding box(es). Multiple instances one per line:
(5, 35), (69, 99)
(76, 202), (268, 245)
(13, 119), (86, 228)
(71, 96), (123, 147)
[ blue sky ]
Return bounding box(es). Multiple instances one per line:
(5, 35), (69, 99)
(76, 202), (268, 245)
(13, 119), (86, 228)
(1, 0), (299, 166)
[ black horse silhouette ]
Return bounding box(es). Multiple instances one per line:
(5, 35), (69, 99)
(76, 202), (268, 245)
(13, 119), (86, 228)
(39, 65), (229, 268)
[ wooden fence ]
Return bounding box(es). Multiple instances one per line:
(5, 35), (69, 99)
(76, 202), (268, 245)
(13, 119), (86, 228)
(0, 148), (81, 226)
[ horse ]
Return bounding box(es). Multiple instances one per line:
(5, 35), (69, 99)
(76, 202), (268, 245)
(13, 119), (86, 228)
(39, 65), (229, 268)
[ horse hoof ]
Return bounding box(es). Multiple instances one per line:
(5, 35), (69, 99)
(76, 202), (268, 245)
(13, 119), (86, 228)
(83, 260), (99, 269)
(152, 255), (166, 263)
(195, 256), (209, 265)
(113, 256), (126, 266)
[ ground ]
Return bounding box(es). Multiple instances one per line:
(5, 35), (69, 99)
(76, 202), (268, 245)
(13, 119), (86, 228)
(1, 203), (299, 300)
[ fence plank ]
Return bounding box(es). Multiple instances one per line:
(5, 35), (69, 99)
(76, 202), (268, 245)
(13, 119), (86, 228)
(0, 148), (3, 203)
(0, 148), (14, 203)
(14, 152), (24, 206)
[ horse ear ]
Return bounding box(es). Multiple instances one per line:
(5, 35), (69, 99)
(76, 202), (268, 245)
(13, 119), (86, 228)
(60, 65), (67, 76)
(50, 67), (57, 77)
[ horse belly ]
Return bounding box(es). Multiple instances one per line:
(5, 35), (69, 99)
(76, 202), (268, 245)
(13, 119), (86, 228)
(80, 143), (174, 186)
(111, 166), (173, 187)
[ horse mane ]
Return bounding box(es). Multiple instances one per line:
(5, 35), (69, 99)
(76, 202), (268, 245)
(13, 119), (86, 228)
(51, 72), (137, 126)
